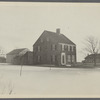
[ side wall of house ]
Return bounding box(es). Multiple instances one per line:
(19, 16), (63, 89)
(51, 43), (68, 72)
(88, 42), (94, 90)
(6, 54), (16, 64)
(28, 52), (33, 65)
(33, 36), (61, 65)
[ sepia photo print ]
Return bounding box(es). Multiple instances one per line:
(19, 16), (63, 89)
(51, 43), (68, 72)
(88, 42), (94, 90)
(0, 2), (100, 98)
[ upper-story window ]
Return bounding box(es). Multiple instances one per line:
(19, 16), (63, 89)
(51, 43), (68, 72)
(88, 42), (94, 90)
(40, 38), (43, 43)
(61, 44), (65, 51)
(52, 44), (56, 51)
(72, 46), (73, 52)
(46, 37), (49, 41)
(72, 46), (75, 52)
(68, 45), (70, 51)
(74, 46), (76, 51)
(64, 45), (68, 50)
(38, 46), (41, 52)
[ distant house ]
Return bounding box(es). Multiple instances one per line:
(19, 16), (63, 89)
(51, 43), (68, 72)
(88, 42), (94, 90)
(33, 29), (76, 66)
(6, 48), (30, 64)
(83, 54), (100, 63)
(0, 57), (6, 63)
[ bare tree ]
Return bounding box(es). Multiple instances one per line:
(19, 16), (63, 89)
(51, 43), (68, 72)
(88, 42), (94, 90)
(0, 46), (6, 57)
(84, 36), (100, 66)
(8, 81), (14, 95)
(0, 75), (14, 95)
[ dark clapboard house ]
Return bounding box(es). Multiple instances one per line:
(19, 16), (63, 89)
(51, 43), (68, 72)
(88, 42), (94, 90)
(6, 48), (33, 65)
(33, 29), (76, 66)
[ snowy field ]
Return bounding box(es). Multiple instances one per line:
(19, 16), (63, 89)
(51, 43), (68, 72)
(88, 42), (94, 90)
(0, 64), (100, 98)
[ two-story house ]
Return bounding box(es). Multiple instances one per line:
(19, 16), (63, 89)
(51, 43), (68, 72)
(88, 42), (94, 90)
(33, 29), (76, 66)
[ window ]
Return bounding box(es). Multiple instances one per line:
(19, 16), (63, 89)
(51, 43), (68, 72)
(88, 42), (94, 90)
(62, 44), (65, 51)
(52, 55), (55, 62)
(72, 46), (73, 52)
(74, 46), (76, 51)
(68, 55), (71, 62)
(68, 45), (70, 51)
(72, 55), (75, 62)
(64, 45), (68, 50)
(40, 38), (43, 42)
(51, 55), (56, 62)
(52, 44), (56, 51)
(72, 46), (75, 52)
(38, 56), (41, 62)
(38, 46), (40, 52)
(47, 37), (49, 41)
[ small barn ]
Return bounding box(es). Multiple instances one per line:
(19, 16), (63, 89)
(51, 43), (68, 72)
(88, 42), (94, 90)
(84, 54), (100, 63)
(0, 57), (6, 63)
(6, 48), (30, 64)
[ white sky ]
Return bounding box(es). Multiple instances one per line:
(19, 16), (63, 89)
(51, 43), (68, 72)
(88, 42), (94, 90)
(0, 2), (100, 62)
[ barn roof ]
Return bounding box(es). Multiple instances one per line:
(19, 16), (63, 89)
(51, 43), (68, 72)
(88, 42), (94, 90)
(85, 54), (100, 59)
(7, 48), (28, 55)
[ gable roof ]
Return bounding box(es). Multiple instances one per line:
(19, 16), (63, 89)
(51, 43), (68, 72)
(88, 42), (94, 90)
(7, 48), (28, 55)
(34, 30), (75, 46)
(85, 54), (100, 59)
(46, 30), (75, 45)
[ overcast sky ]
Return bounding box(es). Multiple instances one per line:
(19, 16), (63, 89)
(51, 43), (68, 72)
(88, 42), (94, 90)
(0, 2), (100, 61)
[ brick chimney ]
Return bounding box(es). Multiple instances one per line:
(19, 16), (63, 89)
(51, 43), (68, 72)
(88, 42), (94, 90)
(56, 28), (60, 34)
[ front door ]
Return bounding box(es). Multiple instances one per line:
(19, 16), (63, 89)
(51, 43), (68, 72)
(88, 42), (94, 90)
(61, 53), (66, 65)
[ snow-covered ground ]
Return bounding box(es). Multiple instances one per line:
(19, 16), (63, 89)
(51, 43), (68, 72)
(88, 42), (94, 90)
(0, 63), (100, 98)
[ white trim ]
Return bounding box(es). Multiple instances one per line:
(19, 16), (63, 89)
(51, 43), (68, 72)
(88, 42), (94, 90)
(59, 43), (75, 46)
(61, 53), (66, 65)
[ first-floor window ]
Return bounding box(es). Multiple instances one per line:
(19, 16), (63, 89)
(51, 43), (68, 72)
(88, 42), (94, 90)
(52, 44), (56, 51)
(51, 55), (56, 62)
(68, 55), (71, 62)
(38, 56), (41, 62)
(38, 46), (41, 52)
(72, 55), (75, 62)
